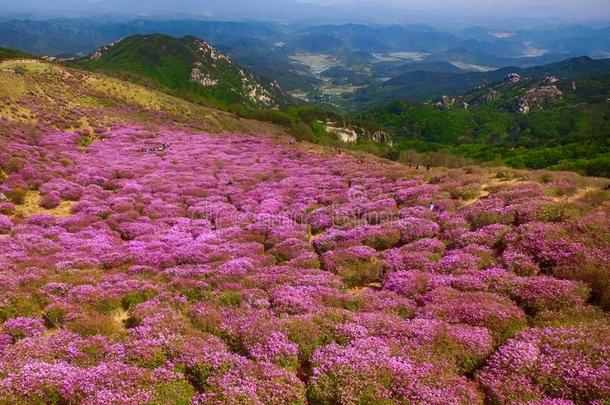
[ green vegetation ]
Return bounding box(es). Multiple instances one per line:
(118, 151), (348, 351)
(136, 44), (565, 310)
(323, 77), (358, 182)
(354, 71), (610, 177)
(0, 47), (35, 61)
(356, 100), (610, 177)
(348, 57), (610, 106)
(228, 105), (399, 159)
(74, 34), (291, 110)
(224, 67), (610, 177)
(234, 92), (608, 177)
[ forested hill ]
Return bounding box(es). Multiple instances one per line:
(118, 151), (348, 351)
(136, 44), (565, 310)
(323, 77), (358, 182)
(74, 34), (293, 109)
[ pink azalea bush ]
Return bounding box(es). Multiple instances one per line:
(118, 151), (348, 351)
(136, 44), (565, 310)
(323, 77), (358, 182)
(321, 245), (382, 287)
(39, 191), (61, 209)
(418, 287), (527, 341)
(0, 215), (12, 233)
(308, 337), (484, 404)
(2, 317), (46, 341)
(477, 325), (610, 404)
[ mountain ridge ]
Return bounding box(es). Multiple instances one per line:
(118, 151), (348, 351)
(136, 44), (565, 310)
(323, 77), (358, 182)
(348, 56), (610, 105)
(74, 33), (293, 109)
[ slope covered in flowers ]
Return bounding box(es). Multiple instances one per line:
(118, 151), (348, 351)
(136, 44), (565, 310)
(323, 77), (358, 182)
(1, 60), (610, 405)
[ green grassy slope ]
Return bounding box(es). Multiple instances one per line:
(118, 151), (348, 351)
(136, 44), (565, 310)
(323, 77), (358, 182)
(74, 34), (293, 110)
(0, 47), (36, 61)
(0, 56), (292, 138)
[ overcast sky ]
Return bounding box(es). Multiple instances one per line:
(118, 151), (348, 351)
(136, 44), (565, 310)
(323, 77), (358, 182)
(306, 0), (610, 17)
(1, 0), (609, 24)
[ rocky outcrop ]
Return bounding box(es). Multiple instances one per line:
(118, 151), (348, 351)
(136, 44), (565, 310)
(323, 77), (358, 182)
(190, 63), (218, 86)
(485, 89), (501, 102)
(517, 99), (530, 114)
(516, 85), (563, 114)
(323, 121), (393, 145)
(370, 130), (393, 144)
(193, 39), (231, 63)
(324, 121), (358, 143)
(90, 50), (103, 61)
(436, 95), (469, 110)
(88, 39), (123, 61)
(541, 76), (559, 85)
(189, 39), (281, 107)
(239, 69), (275, 107)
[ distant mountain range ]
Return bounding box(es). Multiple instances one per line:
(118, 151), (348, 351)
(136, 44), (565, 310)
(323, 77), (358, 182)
(347, 56), (610, 107)
(73, 34), (292, 109)
(436, 59), (610, 111)
(1, 18), (609, 97)
(2, 19), (609, 60)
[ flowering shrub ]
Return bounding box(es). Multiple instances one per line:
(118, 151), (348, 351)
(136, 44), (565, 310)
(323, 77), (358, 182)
(500, 276), (590, 314)
(2, 317), (46, 341)
(40, 192), (61, 209)
(397, 217), (440, 243)
(382, 238), (444, 273)
(192, 361), (306, 405)
(321, 245), (383, 287)
(0, 202), (15, 215)
(477, 325), (610, 404)
(0, 215), (12, 233)
(501, 249), (540, 276)
(0, 361), (194, 404)
(360, 225), (401, 251)
(308, 337), (483, 404)
(419, 287), (527, 341)
(250, 332), (299, 371)
(505, 222), (585, 274)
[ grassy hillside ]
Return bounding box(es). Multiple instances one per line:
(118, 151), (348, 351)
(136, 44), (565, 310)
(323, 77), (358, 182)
(0, 58), (289, 138)
(74, 34), (293, 110)
(0, 52), (396, 162)
(5, 46), (607, 178)
(0, 47), (35, 61)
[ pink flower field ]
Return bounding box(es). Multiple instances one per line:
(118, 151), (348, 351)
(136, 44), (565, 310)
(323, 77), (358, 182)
(0, 122), (609, 404)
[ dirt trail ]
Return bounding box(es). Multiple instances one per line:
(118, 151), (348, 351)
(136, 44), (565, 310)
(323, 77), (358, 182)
(12, 191), (74, 217)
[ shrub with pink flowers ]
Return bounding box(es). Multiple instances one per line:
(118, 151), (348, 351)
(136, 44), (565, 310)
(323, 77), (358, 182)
(2, 317), (46, 341)
(501, 276), (590, 314)
(419, 287), (527, 341)
(477, 325), (610, 404)
(0, 215), (12, 233)
(193, 360), (306, 405)
(308, 337), (484, 404)
(250, 332), (299, 371)
(40, 192), (62, 209)
(321, 245), (383, 287)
